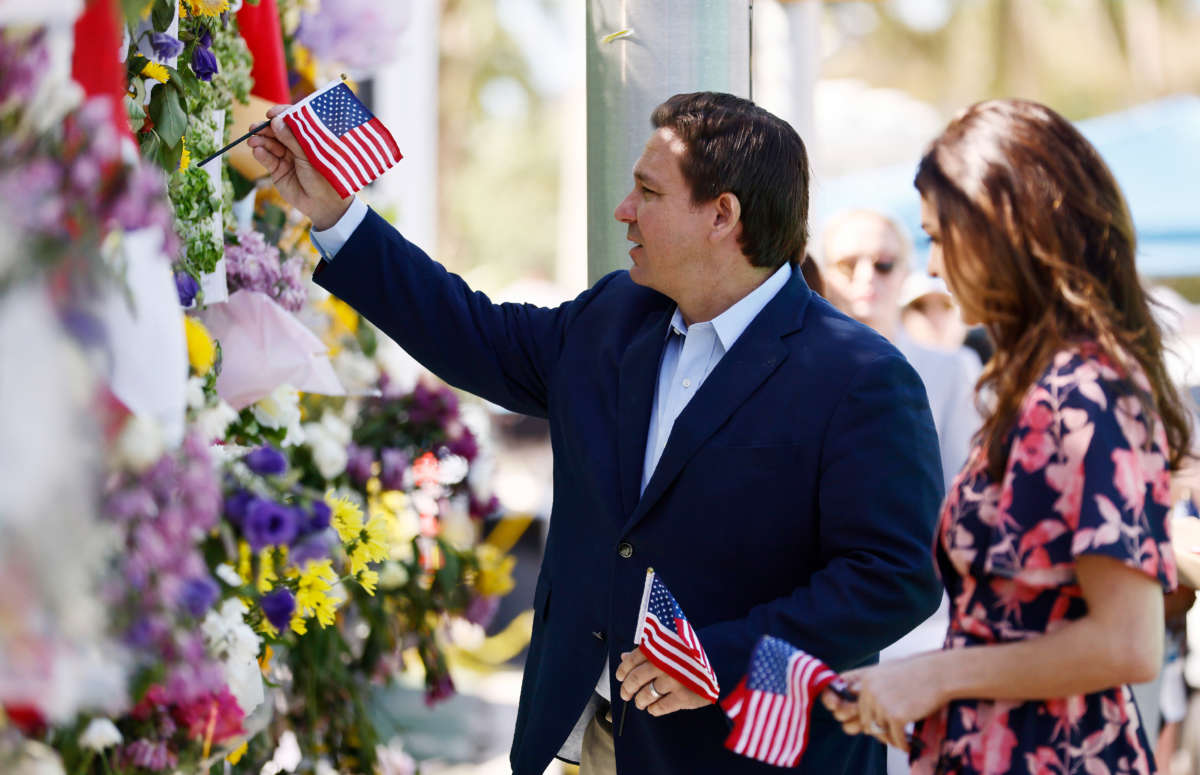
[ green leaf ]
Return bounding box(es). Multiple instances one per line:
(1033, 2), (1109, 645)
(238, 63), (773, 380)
(139, 129), (161, 164)
(228, 165), (256, 202)
(149, 83), (188, 149)
(158, 137), (184, 173)
(151, 0), (175, 32)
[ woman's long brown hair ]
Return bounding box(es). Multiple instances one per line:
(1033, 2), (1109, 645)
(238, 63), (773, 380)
(915, 99), (1192, 480)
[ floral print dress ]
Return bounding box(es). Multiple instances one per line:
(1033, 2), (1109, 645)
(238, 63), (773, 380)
(911, 345), (1177, 775)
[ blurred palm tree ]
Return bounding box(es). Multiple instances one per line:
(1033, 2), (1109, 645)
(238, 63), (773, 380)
(821, 0), (1200, 120)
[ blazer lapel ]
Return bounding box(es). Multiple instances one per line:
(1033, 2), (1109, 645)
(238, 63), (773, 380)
(625, 267), (812, 530)
(617, 306), (674, 519)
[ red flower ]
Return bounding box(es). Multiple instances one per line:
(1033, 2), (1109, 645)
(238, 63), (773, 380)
(172, 686), (245, 744)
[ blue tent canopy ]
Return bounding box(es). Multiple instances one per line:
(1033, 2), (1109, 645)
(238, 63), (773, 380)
(810, 96), (1200, 277)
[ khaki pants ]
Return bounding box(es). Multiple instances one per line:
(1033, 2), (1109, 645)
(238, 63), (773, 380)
(579, 702), (617, 775)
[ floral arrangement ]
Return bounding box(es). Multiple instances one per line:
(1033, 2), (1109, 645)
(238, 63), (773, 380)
(0, 3), (519, 774)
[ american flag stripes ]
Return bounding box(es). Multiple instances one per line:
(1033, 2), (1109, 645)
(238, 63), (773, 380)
(281, 80), (402, 198)
(633, 569), (720, 703)
(721, 636), (844, 768)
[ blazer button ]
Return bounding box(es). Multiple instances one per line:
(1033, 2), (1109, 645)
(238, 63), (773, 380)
(617, 541), (634, 559)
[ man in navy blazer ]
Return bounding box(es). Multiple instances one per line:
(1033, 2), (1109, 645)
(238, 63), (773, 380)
(250, 92), (943, 774)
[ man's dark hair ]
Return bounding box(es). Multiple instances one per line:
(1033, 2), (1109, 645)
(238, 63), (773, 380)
(651, 92), (810, 270)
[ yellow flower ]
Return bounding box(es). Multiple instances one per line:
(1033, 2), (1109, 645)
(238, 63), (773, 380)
(140, 61), (169, 84)
(327, 492), (363, 544)
(295, 559), (340, 629)
(184, 316), (216, 374)
(182, 0), (229, 16)
(475, 544), (516, 597)
(179, 137), (190, 172)
(256, 550), (277, 594)
(226, 741), (248, 765)
(289, 613), (307, 635)
(357, 568), (379, 596)
(236, 541), (252, 585)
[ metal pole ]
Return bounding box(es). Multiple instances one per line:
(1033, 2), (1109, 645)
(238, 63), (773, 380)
(585, 1), (752, 284)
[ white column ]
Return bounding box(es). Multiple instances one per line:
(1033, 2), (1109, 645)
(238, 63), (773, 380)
(372, 0), (440, 254)
(585, 0), (752, 284)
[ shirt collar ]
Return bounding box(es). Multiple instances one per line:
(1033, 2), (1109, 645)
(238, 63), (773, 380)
(667, 262), (792, 351)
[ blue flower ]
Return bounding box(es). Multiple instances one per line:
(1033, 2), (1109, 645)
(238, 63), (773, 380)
(150, 32), (184, 62)
(244, 445), (287, 476)
(260, 587), (296, 632)
(191, 32), (218, 82)
(242, 499), (300, 551)
(175, 271), (199, 307)
(179, 576), (219, 617)
(307, 500), (331, 532)
(224, 489), (254, 527)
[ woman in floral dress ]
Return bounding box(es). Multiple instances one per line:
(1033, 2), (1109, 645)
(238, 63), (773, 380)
(822, 99), (1193, 774)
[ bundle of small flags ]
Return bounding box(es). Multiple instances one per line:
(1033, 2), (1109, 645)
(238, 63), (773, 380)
(633, 569), (720, 702)
(280, 79), (403, 198)
(721, 635), (847, 767)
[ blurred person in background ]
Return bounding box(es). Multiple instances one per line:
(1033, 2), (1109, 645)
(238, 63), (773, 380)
(819, 209), (981, 775)
(900, 274), (971, 356)
(823, 98), (1194, 775)
(819, 209), (980, 494)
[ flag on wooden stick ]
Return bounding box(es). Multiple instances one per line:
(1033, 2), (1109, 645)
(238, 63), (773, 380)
(633, 569), (720, 703)
(280, 80), (402, 198)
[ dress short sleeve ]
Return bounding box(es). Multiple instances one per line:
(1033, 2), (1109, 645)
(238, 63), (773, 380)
(983, 348), (1176, 592)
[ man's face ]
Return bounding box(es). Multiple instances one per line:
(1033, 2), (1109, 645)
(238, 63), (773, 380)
(821, 214), (908, 329)
(614, 127), (713, 301)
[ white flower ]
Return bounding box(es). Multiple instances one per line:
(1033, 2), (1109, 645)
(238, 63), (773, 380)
(437, 454), (469, 486)
(8, 740), (66, 775)
(195, 400), (238, 442)
(446, 617), (485, 650)
(302, 414), (349, 480)
(214, 563), (243, 587)
(440, 495), (476, 551)
(114, 414), (164, 472)
(260, 731), (302, 775)
(374, 341), (421, 395)
(186, 376), (207, 410)
(252, 384), (304, 446)
(374, 738), (416, 775)
(202, 599), (264, 715)
(378, 561), (409, 591)
(332, 350), (380, 394)
(314, 760), (340, 775)
(78, 718), (122, 751)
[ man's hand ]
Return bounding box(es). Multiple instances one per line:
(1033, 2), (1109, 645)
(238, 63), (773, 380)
(247, 105), (352, 230)
(614, 648), (712, 717)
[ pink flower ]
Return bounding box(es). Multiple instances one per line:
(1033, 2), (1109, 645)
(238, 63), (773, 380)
(172, 685), (245, 744)
(1014, 429), (1055, 472)
(967, 708), (1018, 773)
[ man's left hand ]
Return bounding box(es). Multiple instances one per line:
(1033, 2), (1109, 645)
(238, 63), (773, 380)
(615, 648), (713, 716)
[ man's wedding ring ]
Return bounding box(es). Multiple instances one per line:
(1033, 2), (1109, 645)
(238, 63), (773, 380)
(647, 680), (662, 699)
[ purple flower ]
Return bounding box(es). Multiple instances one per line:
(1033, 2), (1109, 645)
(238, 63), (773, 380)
(149, 32), (184, 61)
(446, 428), (478, 462)
(380, 448), (409, 491)
(118, 739), (177, 771)
(295, 0), (406, 71)
(191, 32), (218, 82)
(469, 492), (500, 520)
(289, 532), (332, 565)
(224, 489), (254, 527)
(175, 271), (199, 307)
(260, 588), (295, 631)
(464, 594), (499, 628)
(105, 486), (157, 522)
(244, 445), (287, 476)
(407, 382), (457, 426)
(179, 576), (218, 617)
(425, 672), (456, 706)
(308, 500), (331, 532)
(346, 443), (375, 486)
(242, 499), (300, 551)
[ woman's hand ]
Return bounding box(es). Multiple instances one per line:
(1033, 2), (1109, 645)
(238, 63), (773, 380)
(821, 654), (947, 752)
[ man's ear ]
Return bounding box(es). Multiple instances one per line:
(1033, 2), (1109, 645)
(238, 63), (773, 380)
(710, 192), (742, 242)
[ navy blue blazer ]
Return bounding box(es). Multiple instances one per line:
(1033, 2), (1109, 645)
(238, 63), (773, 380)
(314, 209), (944, 775)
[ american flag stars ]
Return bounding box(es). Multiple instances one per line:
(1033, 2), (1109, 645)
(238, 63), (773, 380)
(281, 81), (403, 198)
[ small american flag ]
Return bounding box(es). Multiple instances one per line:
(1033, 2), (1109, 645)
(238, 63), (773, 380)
(633, 569), (720, 703)
(721, 636), (844, 767)
(281, 80), (402, 198)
